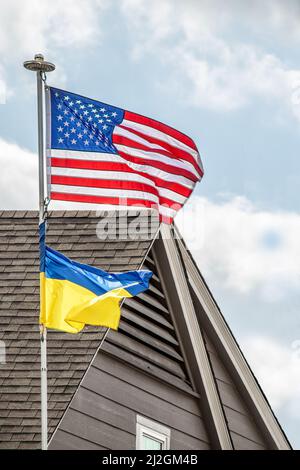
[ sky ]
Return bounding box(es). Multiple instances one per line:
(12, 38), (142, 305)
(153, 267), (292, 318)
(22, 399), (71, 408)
(0, 0), (299, 448)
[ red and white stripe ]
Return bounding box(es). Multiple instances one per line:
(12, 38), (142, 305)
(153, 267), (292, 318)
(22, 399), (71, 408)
(49, 109), (203, 224)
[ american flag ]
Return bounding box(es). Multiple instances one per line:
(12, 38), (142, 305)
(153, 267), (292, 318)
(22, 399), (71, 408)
(46, 87), (203, 224)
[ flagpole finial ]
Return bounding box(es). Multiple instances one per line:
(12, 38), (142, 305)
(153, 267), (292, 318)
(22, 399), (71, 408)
(23, 54), (55, 73)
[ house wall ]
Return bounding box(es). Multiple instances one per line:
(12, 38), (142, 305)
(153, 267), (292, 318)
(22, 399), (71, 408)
(189, 287), (270, 449)
(49, 249), (212, 450)
(49, 352), (211, 450)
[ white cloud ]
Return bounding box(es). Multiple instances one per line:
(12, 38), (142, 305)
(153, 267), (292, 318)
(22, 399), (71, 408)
(0, 64), (13, 104)
(177, 195), (300, 300)
(0, 139), (38, 208)
(0, 0), (108, 95)
(176, 46), (300, 116)
(0, 77), (6, 105)
(243, 335), (300, 415)
(1, 0), (299, 120)
(0, 0), (107, 57)
(121, 0), (300, 120)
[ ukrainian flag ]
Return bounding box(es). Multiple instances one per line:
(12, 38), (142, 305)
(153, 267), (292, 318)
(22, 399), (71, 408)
(39, 223), (152, 334)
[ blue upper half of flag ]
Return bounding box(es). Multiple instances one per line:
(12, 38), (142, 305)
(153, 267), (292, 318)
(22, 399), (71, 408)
(39, 222), (152, 297)
(48, 87), (124, 154)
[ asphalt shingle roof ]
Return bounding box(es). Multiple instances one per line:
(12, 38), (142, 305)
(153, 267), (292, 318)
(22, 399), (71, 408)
(0, 210), (156, 449)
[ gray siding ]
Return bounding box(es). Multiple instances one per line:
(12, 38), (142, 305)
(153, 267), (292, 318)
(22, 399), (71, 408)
(103, 253), (194, 394)
(49, 353), (211, 450)
(202, 330), (269, 449)
(50, 247), (211, 451)
(184, 276), (272, 449)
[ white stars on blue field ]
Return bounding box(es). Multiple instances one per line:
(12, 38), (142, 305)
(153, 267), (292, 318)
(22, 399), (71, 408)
(50, 88), (124, 153)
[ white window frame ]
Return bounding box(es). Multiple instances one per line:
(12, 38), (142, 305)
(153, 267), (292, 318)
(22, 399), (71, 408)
(136, 415), (171, 450)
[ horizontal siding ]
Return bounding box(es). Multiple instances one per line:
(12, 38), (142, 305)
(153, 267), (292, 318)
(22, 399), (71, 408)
(104, 251), (194, 395)
(121, 307), (179, 346)
(118, 319), (182, 360)
(230, 432), (266, 450)
(215, 378), (250, 414)
(71, 387), (137, 433)
(187, 283), (271, 450)
(101, 342), (196, 395)
(60, 408), (134, 450)
(93, 353), (201, 413)
(50, 429), (108, 450)
(171, 430), (210, 450)
(82, 366), (208, 441)
(224, 406), (268, 447)
(137, 292), (169, 314)
(123, 298), (173, 329)
(50, 353), (210, 450)
(107, 330), (186, 379)
(202, 332), (269, 449)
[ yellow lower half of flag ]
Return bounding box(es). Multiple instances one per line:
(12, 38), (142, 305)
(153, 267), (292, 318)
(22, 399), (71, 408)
(39, 273), (132, 333)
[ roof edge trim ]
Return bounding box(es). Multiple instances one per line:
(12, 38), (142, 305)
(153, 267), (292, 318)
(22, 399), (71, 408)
(159, 223), (233, 449)
(176, 233), (291, 450)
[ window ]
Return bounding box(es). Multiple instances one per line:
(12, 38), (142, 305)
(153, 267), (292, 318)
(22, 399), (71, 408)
(136, 415), (170, 450)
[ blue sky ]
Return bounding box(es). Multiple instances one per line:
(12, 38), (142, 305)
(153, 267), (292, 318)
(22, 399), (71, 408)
(0, 0), (300, 447)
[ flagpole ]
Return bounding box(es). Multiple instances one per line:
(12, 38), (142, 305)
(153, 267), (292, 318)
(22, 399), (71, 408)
(23, 54), (55, 450)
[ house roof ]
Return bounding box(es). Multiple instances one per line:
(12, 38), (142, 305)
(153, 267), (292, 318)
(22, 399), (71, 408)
(0, 210), (291, 450)
(0, 210), (157, 449)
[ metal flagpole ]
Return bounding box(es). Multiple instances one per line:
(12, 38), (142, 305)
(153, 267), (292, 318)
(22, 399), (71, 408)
(23, 54), (55, 450)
